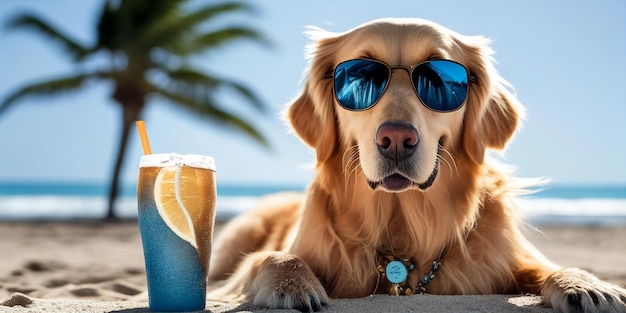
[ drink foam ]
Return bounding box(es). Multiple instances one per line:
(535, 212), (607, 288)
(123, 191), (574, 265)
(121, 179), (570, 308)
(140, 153), (215, 171)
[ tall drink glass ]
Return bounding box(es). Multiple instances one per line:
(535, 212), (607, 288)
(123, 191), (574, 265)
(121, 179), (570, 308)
(137, 153), (216, 312)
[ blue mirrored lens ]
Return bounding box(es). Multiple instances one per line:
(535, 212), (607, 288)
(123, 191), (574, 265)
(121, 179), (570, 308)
(334, 59), (389, 110)
(412, 60), (468, 111)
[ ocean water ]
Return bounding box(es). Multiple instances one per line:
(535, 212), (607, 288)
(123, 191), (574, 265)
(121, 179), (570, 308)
(0, 182), (625, 225)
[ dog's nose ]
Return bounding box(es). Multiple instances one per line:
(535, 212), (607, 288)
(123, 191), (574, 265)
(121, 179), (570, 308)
(376, 122), (418, 161)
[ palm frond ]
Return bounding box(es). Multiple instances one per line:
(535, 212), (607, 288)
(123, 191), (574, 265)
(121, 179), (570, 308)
(95, 0), (120, 50)
(189, 26), (270, 54)
(96, 0), (187, 51)
(120, 0), (187, 28)
(159, 67), (267, 112)
(147, 81), (268, 146)
(0, 72), (107, 115)
(218, 79), (267, 112)
(6, 13), (90, 60)
(137, 2), (261, 54)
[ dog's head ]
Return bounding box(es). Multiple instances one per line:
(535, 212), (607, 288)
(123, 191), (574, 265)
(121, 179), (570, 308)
(287, 18), (523, 193)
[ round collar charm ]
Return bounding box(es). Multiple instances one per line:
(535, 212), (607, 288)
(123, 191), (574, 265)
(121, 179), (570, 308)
(385, 260), (408, 284)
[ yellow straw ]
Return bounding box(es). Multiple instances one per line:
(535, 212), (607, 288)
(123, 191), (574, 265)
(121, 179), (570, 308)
(136, 120), (152, 155)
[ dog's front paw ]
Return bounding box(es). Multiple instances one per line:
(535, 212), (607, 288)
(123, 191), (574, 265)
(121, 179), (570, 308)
(542, 268), (626, 313)
(250, 253), (329, 312)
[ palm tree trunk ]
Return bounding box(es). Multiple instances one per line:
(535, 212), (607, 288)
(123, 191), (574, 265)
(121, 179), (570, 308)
(106, 104), (141, 220)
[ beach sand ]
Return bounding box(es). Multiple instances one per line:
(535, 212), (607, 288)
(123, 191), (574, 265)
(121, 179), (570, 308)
(0, 220), (624, 312)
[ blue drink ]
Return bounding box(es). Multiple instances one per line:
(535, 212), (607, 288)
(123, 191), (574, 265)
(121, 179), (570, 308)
(137, 154), (216, 312)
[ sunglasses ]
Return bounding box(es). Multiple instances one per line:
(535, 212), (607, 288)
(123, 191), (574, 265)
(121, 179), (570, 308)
(329, 58), (474, 112)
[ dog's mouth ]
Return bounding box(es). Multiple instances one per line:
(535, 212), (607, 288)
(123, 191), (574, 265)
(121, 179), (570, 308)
(367, 158), (440, 192)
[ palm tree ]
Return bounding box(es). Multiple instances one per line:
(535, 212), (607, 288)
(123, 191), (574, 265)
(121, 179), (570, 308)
(1, 0), (269, 220)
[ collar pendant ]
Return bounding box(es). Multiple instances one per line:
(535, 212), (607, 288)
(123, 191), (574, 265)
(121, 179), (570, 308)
(377, 256), (442, 295)
(377, 256), (415, 296)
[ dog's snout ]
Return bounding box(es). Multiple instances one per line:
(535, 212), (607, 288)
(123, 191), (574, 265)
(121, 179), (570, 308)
(376, 122), (418, 160)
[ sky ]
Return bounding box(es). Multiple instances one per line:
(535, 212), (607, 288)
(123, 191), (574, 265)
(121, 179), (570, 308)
(0, 0), (625, 189)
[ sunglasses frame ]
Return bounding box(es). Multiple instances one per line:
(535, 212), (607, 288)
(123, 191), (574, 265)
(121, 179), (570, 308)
(326, 58), (476, 113)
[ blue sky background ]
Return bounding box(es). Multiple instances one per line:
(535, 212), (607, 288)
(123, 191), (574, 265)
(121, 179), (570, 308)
(0, 0), (625, 189)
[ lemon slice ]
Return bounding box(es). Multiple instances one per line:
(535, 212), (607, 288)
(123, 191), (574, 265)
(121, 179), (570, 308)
(154, 166), (213, 250)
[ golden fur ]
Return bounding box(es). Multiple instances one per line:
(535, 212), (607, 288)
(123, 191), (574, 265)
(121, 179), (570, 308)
(207, 18), (626, 312)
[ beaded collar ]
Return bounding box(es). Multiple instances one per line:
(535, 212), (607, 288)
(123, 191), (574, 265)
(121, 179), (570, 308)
(377, 254), (442, 296)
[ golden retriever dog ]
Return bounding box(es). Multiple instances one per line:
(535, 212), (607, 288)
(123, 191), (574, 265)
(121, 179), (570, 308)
(207, 18), (626, 312)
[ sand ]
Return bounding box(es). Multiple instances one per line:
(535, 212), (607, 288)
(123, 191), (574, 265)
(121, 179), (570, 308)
(0, 220), (624, 312)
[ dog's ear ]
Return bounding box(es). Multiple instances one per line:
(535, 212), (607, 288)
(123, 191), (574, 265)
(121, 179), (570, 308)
(286, 29), (340, 164)
(460, 37), (525, 165)
(287, 84), (337, 163)
(463, 85), (522, 164)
